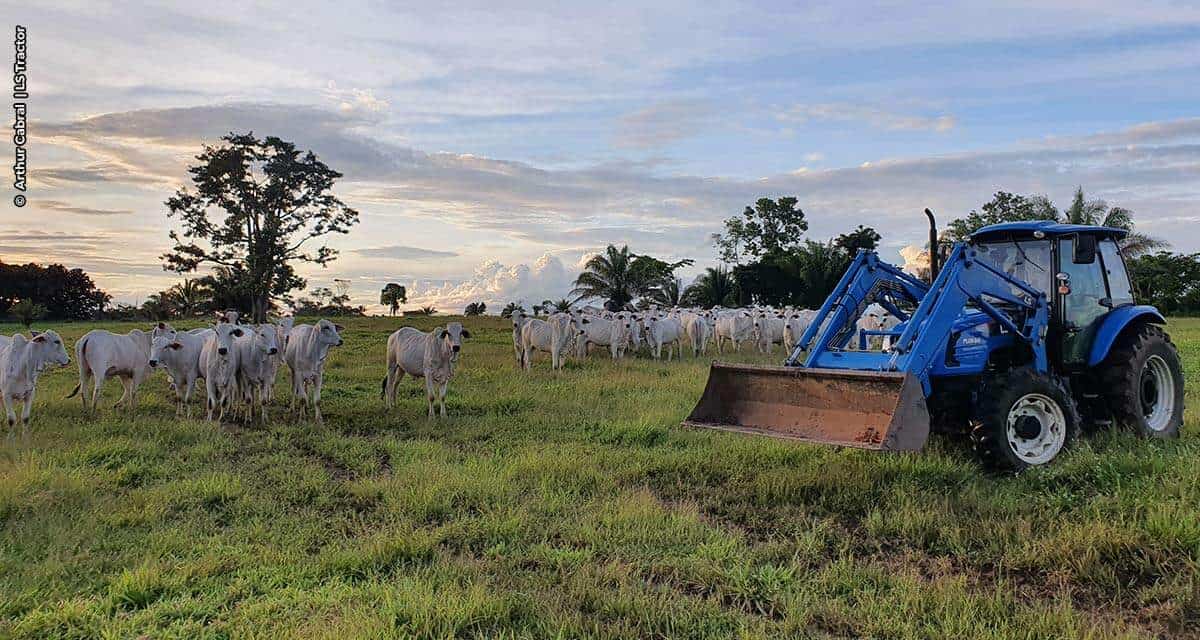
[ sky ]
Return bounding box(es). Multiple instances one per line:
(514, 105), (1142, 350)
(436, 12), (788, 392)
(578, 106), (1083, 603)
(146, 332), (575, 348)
(8, 1), (1200, 313)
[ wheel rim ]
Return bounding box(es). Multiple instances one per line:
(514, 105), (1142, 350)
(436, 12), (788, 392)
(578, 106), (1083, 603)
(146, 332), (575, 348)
(1140, 355), (1175, 432)
(1006, 393), (1067, 465)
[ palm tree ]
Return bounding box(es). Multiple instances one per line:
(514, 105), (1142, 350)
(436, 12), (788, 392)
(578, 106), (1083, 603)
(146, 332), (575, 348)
(571, 245), (638, 310)
(163, 278), (213, 317)
(1062, 187), (1166, 257)
(500, 302), (525, 318)
(647, 277), (684, 308)
(682, 266), (737, 308)
(552, 298), (573, 313)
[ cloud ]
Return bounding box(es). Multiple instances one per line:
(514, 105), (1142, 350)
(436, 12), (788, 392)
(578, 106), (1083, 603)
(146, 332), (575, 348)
(777, 103), (957, 132)
(352, 245), (459, 259)
(616, 100), (715, 148)
(405, 253), (577, 312)
(36, 199), (133, 216)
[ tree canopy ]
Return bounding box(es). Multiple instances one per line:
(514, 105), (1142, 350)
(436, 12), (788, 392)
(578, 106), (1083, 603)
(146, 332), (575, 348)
(380, 283), (406, 316)
(0, 261), (109, 320)
(714, 197), (809, 263)
(162, 132), (359, 322)
(571, 245), (692, 311)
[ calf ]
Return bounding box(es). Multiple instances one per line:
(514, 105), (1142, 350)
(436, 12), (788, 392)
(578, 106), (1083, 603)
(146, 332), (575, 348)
(547, 312), (576, 370)
(235, 324), (279, 422)
(0, 330), (70, 431)
(682, 314), (711, 357)
(261, 317), (293, 403)
(784, 311), (816, 351)
(69, 328), (153, 411)
(284, 319), (344, 423)
(148, 327), (208, 417)
(382, 325), (460, 417)
(714, 311), (753, 353)
(518, 314), (555, 371)
(575, 314), (630, 360)
(199, 321), (245, 422)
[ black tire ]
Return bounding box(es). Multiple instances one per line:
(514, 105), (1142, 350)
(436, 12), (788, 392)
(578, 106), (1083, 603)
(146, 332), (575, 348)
(971, 367), (1081, 472)
(1099, 324), (1184, 439)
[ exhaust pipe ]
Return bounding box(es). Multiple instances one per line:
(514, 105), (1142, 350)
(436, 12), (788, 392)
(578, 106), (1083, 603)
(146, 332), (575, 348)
(924, 208), (939, 282)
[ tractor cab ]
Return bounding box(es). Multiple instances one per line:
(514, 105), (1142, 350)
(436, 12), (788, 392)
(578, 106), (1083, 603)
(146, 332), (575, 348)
(969, 221), (1134, 370)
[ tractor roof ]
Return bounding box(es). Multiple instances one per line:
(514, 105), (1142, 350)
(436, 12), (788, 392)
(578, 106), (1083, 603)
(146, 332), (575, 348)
(971, 220), (1128, 241)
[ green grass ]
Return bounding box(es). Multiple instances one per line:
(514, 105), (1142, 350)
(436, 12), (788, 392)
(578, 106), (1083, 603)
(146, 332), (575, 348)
(1, 316), (1197, 639)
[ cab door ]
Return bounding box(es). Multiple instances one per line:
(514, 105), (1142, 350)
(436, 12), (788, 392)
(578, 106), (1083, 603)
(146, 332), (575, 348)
(1057, 235), (1109, 367)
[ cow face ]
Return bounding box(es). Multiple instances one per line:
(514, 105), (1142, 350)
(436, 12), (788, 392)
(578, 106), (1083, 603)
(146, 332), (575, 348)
(149, 330), (184, 368)
(315, 319), (344, 347)
(29, 330), (70, 367)
(212, 322), (245, 357)
(251, 324), (279, 356)
(444, 322), (470, 356)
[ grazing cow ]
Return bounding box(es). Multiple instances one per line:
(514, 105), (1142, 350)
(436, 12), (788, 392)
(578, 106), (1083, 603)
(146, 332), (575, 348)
(148, 327), (209, 417)
(752, 313), (786, 354)
(0, 330), (70, 431)
(714, 311), (753, 353)
(68, 329), (153, 411)
(382, 325), (460, 417)
(643, 316), (684, 360)
(199, 321), (245, 422)
(284, 319), (344, 423)
(234, 324), (279, 422)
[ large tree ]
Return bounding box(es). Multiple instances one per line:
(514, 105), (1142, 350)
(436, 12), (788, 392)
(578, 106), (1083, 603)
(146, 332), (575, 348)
(1060, 187), (1165, 257)
(681, 266), (738, 308)
(945, 191), (1058, 241)
(1127, 251), (1200, 314)
(380, 283), (406, 316)
(0, 261), (109, 320)
(714, 197), (808, 263)
(571, 245), (691, 311)
(162, 132), (359, 323)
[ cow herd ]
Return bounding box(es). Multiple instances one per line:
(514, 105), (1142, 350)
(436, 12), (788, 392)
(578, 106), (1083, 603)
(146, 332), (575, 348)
(507, 303), (897, 370)
(0, 303), (898, 433)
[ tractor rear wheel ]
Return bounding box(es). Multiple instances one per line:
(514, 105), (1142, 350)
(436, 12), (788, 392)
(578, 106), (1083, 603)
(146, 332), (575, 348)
(1100, 324), (1183, 438)
(971, 367), (1080, 472)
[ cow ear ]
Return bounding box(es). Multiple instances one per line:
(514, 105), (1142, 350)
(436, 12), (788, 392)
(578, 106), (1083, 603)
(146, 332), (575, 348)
(157, 322), (166, 329)
(169, 342), (183, 350)
(232, 328), (244, 337)
(440, 330), (449, 339)
(30, 329), (41, 337)
(218, 317), (228, 324)
(334, 324), (344, 332)
(580, 318), (589, 324)
(32, 333), (46, 342)
(460, 329), (471, 339)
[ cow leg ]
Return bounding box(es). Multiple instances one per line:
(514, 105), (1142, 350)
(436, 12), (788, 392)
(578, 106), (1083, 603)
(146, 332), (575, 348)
(424, 373), (436, 418)
(22, 391), (33, 435)
(3, 395), (14, 429)
(439, 381), (448, 417)
(91, 373), (106, 413)
(523, 346), (534, 371)
(311, 375), (324, 424)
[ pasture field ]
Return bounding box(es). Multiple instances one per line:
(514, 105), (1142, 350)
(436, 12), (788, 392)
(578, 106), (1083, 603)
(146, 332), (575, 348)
(1, 316), (1197, 639)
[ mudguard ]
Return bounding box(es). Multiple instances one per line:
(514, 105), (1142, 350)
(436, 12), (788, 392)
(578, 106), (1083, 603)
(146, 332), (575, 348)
(1087, 305), (1165, 367)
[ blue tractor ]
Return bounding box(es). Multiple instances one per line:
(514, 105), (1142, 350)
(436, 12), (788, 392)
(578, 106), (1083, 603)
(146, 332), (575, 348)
(685, 214), (1184, 470)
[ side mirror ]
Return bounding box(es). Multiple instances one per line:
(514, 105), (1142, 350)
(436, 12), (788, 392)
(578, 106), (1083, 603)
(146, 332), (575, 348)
(1072, 234), (1097, 264)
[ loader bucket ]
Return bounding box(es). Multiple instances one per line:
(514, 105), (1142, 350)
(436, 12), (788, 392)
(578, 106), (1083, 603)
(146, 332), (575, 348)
(683, 362), (930, 451)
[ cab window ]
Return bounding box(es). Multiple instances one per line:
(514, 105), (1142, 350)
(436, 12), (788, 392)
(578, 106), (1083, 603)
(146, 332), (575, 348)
(1058, 236), (1108, 365)
(1099, 239), (1134, 305)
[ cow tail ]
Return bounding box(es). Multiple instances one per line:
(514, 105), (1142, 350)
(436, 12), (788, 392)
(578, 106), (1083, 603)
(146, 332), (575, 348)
(380, 375), (388, 400)
(67, 383), (81, 398)
(66, 336), (88, 398)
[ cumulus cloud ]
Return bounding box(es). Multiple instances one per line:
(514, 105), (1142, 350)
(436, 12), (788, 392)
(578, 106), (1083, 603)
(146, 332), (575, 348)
(405, 253), (577, 312)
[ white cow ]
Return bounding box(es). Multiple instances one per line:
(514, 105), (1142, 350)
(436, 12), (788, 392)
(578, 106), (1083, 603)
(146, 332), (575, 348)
(148, 327), (209, 417)
(547, 312), (577, 370)
(382, 325), (462, 417)
(576, 314), (630, 360)
(854, 304), (898, 350)
(234, 324), (280, 422)
(714, 311), (754, 353)
(752, 313), (786, 354)
(517, 314), (555, 371)
(68, 328), (153, 411)
(682, 314), (711, 357)
(784, 311), (816, 351)
(0, 330), (70, 431)
(284, 319), (344, 423)
(261, 319), (291, 404)
(199, 321), (245, 422)
(642, 315), (684, 360)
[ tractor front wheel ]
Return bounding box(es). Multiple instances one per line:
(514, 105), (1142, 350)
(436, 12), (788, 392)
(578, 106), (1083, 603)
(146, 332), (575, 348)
(1100, 324), (1184, 438)
(971, 368), (1080, 472)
